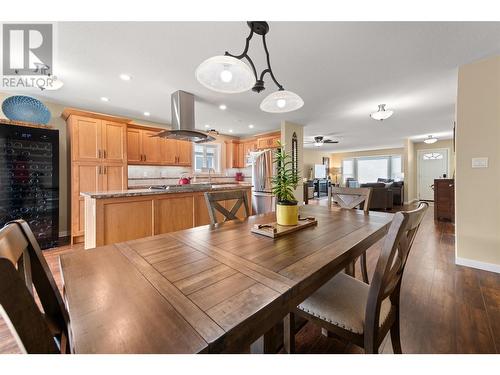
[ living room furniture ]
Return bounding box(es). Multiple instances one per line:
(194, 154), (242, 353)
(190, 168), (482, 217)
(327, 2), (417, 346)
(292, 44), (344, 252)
(360, 183), (394, 210)
(0, 220), (70, 353)
(434, 178), (454, 222)
(377, 178), (404, 206)
(285, 202), (429, 354)
(329, 186), (372, 283)
(60, 205), (393, 353)
(313, 178), (329, 198)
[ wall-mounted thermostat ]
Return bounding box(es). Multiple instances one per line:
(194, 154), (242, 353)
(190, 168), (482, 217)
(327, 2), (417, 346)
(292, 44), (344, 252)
(471, 157), (488, 168)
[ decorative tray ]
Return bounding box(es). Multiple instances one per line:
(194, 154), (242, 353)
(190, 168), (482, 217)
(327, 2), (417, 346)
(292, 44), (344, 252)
(251, 216), (318, 238)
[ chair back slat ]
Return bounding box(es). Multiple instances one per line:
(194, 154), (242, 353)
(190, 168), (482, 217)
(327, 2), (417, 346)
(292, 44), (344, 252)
(0, 220), (70, 353)
(330, 187), (372, 213)
(365, 202), (429, 334)
(204, 190), (250, 225)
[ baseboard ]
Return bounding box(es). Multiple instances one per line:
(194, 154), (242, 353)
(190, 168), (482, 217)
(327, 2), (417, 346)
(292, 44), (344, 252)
(455, 257), (500, 274)
(58, 231), (69, 238)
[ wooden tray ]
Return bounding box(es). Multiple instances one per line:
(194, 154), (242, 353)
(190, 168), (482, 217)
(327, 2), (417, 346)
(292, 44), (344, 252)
(251, 217), (318, 238)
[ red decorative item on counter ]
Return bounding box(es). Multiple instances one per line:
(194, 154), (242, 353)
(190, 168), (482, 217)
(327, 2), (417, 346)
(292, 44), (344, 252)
(235, 172), (244, 182)
(178, 176), (191, 185)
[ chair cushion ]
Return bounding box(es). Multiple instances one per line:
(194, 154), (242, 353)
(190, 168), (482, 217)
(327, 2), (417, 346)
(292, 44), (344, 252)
(297, 273), (392, 335)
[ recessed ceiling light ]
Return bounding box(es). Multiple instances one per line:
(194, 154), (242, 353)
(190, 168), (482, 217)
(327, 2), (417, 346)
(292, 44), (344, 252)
(100, 97), (109, 102)
(120, 74), (132, 81)
(143, 112), (150, 117)
(219, 104), (227, 110)
(229, 129), (233, 133)
(248, 124), (254, 129)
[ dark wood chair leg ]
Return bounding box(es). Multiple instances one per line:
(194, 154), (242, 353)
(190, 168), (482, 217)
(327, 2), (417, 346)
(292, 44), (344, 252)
(360, 252), (369, 284)
(283, 313), (295, 354)
(345, 261), (355, 278)
(390, 309), (402, 354)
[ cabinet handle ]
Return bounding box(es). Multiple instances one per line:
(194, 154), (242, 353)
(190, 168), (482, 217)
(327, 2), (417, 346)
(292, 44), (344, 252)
(104, 166), (107, 174)
(103, 149), (106, 159)
(144, 154), (146, 162)
(98, 166), (101, 174)
(98, 149), (101, 158)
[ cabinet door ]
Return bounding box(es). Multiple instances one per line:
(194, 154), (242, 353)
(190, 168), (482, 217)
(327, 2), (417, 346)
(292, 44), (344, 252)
(72, 163), (100, 236)
(194, 194), (225, 226)
(161, 138), (178, 165)
(127, 128), (142, 163)
(142, 130), (162, 164)
(102, 121), (126, 163)
(176, 140), (192, 166)
(237, 143), (245, 168)
(154, 196), (194, 234)
(257, 137), (269, 149)
(271, 136), (281, 147)
(101, 164), (127, 191)
(71, 116), (101, 162)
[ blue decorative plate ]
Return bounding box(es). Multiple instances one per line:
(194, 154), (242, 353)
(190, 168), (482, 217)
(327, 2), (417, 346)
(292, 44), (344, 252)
(2, 95), (51, 125)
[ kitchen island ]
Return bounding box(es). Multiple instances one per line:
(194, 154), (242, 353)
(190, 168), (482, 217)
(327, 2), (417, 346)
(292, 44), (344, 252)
(81, 184), (252, 249)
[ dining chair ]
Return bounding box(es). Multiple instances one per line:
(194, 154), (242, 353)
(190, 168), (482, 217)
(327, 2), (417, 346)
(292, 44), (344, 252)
(204, 189), (250, 224)
(0, 220), (70, 354)
(329, 186), (372, 283)
(285, 202), (428, 354)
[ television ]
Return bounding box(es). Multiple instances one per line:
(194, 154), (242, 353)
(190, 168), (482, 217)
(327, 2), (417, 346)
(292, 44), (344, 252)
(314, 164), (326, 179)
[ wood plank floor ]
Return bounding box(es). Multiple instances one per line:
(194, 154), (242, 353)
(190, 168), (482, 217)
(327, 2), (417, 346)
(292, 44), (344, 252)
(1, 202), (499, 354)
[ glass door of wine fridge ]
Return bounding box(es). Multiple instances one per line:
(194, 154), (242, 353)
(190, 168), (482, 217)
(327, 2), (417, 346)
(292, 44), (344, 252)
(0, 124), (59, 249)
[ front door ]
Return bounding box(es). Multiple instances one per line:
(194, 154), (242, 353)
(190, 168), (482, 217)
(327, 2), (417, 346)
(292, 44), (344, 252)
(417, 148), (449, 201)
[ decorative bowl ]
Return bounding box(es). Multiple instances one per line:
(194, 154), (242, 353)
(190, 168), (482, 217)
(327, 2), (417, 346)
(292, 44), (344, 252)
(1, 95), (51, 124)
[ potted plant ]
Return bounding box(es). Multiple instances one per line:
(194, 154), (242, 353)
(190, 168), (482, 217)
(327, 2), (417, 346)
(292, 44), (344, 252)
(272, 142), (299, 226)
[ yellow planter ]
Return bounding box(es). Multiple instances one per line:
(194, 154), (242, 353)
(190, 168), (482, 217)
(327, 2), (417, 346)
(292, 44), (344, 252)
(276, 203), (299, 226)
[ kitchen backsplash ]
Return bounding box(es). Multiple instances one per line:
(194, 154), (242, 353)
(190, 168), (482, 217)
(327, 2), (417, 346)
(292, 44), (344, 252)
(128, 166), (252, 187)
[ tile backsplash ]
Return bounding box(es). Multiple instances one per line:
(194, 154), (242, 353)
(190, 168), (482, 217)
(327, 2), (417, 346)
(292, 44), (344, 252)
(128, 166), (252, 187)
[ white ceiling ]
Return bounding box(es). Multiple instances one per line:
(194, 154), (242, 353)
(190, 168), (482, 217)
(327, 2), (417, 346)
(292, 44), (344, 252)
(31, 22), (500, 151)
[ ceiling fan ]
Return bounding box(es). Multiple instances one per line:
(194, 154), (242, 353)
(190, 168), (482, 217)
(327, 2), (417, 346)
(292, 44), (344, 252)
(304, 136), (339, 147)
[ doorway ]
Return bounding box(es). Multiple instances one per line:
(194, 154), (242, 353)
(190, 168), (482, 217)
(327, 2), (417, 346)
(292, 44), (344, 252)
(417, 148), (449, 201)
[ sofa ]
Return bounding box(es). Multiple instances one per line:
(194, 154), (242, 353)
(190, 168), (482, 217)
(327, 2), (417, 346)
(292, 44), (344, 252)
(377, 178), (404, 206)
(360, 182), (394, 210)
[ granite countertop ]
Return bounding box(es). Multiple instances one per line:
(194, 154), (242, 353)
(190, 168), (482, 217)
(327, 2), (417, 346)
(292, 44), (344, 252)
(81, 183), (252, 199)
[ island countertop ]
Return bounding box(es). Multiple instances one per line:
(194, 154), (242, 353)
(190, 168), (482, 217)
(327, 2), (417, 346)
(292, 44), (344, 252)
(81, 183), (252, 199)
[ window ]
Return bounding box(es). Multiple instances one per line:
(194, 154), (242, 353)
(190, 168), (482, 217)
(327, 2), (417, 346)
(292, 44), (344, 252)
(357, 157), (389, 183)
(423, 152), (443, 160)
(342, 159), (354, 183)
(341, 155), (403, 184)
(194, 144), (221, 173)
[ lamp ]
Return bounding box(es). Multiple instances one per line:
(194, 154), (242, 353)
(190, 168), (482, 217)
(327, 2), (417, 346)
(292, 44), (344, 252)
(424, 135), (438, 144)
(370, 104), (393, 121)
(196, 21), (304, 113)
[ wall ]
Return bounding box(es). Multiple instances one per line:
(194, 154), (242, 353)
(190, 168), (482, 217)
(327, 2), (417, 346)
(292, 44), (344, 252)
(303, 149), (334, 180)
(455, 55), (500, 271)
(281, 121), (304, 204)
(403, 140), (416, 203)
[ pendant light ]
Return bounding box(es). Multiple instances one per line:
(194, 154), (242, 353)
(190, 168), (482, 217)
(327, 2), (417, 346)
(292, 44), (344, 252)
(196, 21), (304, 113)
(370, 104), (394, 121)
(424, 135), (438, 144)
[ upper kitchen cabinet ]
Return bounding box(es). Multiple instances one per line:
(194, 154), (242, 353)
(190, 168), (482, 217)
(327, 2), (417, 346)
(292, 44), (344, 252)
(256, 133), (281, 149)
(225, 140), (244, 169)
(243, 139), (258, 156)
(64, 110), (128, 164)
(128, 124), (192, 166)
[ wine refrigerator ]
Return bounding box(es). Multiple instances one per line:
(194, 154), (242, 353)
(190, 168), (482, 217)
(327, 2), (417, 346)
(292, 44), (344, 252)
(0, 123), (59, 249)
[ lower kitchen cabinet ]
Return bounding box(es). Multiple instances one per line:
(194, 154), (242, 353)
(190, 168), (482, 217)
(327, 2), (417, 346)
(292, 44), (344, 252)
(155, 195), (194, 234)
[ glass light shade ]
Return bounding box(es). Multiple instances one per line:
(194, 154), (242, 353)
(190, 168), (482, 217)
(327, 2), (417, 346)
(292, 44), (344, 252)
(260, 90), (304, 113)
(313, 141), (323, 147)
(195, 55), (255, 93)
(370, 104), (393, 121)
(424, 136), (438, 144)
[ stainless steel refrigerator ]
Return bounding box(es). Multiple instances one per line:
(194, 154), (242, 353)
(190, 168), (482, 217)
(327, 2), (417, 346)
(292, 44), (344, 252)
(250, 149), (276, 214)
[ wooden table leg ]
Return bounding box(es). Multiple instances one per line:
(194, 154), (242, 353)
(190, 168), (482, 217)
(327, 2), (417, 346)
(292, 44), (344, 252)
(250, 321), (284, 354)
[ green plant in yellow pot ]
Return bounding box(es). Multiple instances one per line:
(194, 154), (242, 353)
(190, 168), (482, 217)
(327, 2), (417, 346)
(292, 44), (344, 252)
(272, 142), (299, 226)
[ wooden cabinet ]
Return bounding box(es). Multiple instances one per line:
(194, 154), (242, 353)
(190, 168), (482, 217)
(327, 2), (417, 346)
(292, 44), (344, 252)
(256, 134), (280, 149)
(226, 141), (245, 168)
(154, 195), (194, 234)
(434, 179), (454, 222)
(243, 140), (257, 156)
(128, 126), (192, 166)
(64, 109), (129, 244)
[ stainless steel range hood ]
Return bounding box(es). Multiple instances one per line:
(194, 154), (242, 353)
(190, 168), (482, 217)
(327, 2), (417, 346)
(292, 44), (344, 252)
(156, 90), (215, 143)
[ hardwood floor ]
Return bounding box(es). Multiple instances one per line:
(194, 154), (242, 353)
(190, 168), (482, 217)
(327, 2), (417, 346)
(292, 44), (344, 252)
(1, 202), (499, 354)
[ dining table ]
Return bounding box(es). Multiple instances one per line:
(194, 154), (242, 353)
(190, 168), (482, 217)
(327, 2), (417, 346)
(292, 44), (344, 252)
(59, 204), (393, 353)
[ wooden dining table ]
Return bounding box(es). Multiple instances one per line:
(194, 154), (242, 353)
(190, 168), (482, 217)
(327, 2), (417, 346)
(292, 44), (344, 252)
(60, 205), (393, 354)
